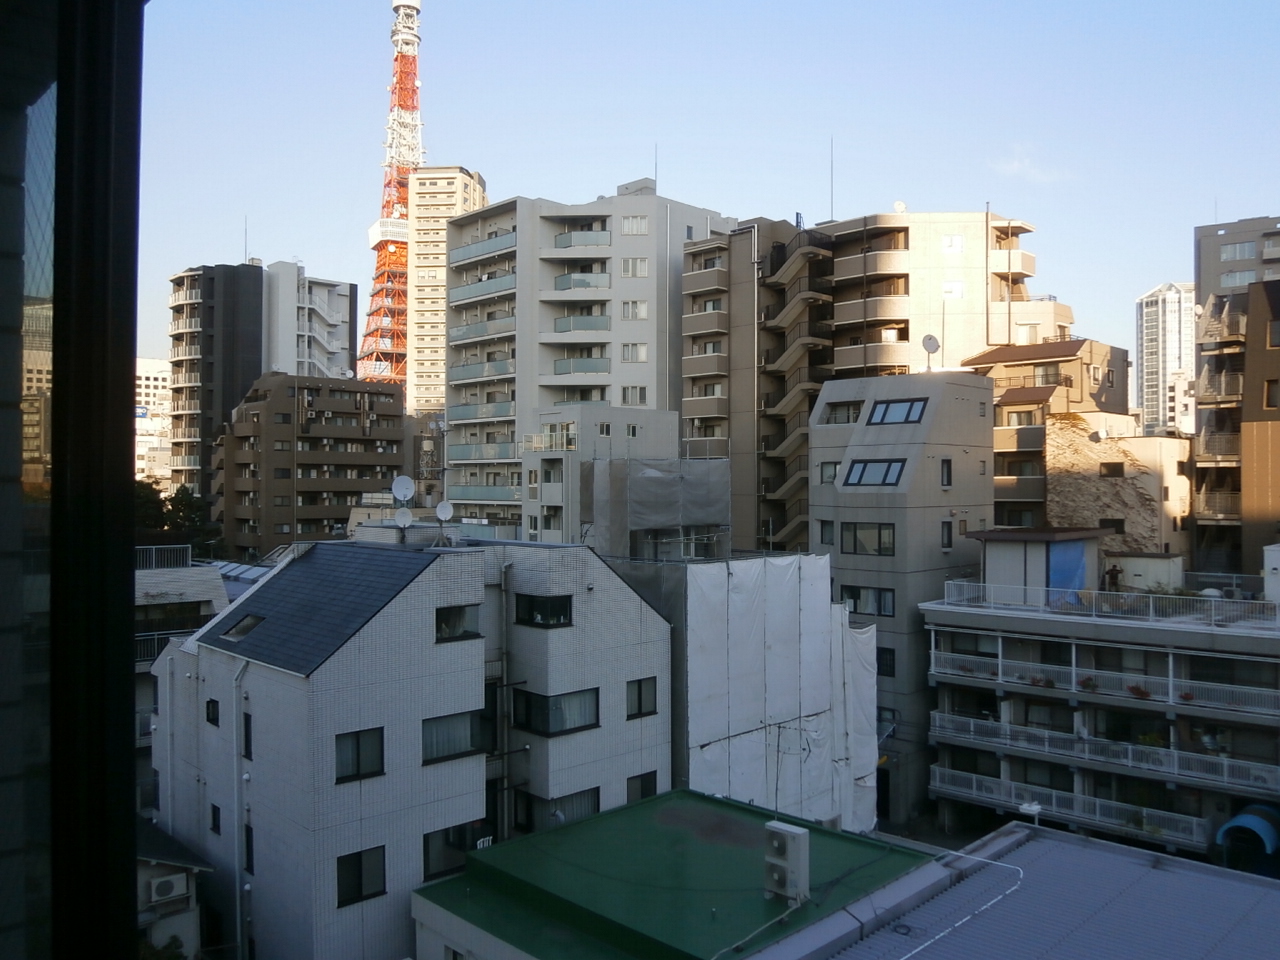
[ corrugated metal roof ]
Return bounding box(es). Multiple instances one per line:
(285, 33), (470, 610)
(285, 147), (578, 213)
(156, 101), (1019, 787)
(836, 831), (1280, 960)
(199, 541), (435, 675)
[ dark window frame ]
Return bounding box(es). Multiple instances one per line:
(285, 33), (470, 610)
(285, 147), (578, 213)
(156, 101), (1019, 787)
(210, 804), (221, 835)
(335, 727), (385, 784)
(421, 711), (489, 766)
(627, 771), (658, 803)
(1099, 462), (1125, 478)
(940, 458), (952, 486)
(336, 846), (386, 908)
(842, 585), (897, 617)
(867, 398), (928, 425)
(876, 646), (897, 677)
(843, 459), (907, 486)
(514, 593), (572, 628)
(244, 823), (255, 875)
(840, 522), (896, 556)
(941, 521), (953, 549)
(205, 698), (220, 726)
(626, 677), (658, 720)
(242, 712), (253, 760)
(435, 604), (482, 642)
(512, 687), (600, 737)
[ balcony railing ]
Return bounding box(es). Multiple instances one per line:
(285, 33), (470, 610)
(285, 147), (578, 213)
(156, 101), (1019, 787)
(448, 273), (516, 303)
(553, 357), (610, 375)
(447, 359), (515, 382)
(554, 230), (610, 248)
(992, 373), (1073, 389)
(135, 630), (197, 664)
(553, 272), (610, 291)
(169, 345), (201, 360)
(1195, 432), (1241, 457)
(1195, 491), (1241, 517)
(522, 433), (577, 452)
(762, 229), (834, 278)
(553, 315), (611, 333)
(447, 485), (522, 502)
(448, 315), (516, 343)
(930, 712), (1280, 793)
(134, 544), (191, 569)
(168, 316), (201, 334)
(929, 767), (1208, 850)
(762, 366), (833, 409)
(448, 442), (517, 461)
(447, 401), (514, 422)
(930, 650), (1280, 718)
(1197, 313), (1246, 343)
(168, 288), (202, 307)
(761, 321), (833, 365)
(449, 230), (516, 264)
(936, 579), (1278, 633)
(1197, 373), (1244, 399)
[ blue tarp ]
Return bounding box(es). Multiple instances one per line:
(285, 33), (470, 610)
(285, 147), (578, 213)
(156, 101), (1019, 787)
(1047, 539), (1086, 591)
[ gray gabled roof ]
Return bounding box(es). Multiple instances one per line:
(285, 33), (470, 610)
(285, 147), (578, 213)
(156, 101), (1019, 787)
(198, 541), (436, 675)
(136, 816), (212, 872)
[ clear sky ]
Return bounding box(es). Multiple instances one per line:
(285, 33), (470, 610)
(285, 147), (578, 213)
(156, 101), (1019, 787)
(136, 0), (1280, 362)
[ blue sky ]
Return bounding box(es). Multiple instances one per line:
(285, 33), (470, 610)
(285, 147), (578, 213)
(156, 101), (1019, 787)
(136, 0), (1280, 360)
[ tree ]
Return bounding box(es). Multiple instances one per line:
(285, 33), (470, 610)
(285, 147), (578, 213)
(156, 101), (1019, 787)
(135, 479), (168, 531)
(164, 484), (209, 547)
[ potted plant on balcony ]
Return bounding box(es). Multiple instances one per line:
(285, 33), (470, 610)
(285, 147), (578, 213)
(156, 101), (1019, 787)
(1079, 676), (1098, 693)
(1178, 691), (1195, 702)
(1127, 683), (1152, 700)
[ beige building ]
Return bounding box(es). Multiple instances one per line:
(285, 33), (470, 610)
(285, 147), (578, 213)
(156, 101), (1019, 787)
(681, 210), (1078, 552)
(136, 357), (171, 484)
(406, 166), (488, 416)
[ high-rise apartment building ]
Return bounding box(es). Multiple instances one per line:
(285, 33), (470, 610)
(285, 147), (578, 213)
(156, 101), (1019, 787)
(167, 261), (358, 501)
(135, 357), (172, 483)
(681, 210), (1076, 551)
(1194, 216), (1280, 303)
(1135, 282), (1196, 435)
(406, 166), (488, 415)
(443, 178), (734, 529)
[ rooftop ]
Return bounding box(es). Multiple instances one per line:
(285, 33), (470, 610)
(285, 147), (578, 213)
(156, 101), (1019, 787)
(414, 790), (931, 960)
(965, 337), (1092, 367)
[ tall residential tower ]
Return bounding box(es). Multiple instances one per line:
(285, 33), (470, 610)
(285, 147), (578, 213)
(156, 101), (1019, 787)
(1135, 282), (1195, 435)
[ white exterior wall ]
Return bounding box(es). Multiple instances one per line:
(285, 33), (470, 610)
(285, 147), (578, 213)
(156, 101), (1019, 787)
(1135, 282), (1196, 435)
(263, 261), (355, 379)
(136, 357), (172, 482)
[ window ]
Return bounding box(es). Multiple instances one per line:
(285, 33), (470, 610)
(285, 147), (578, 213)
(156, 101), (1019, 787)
(979, 460), (987, 475)
(819, 462), (838, 484)
(622, 215), (648, 235)
(244, 824), (255, 875)
(273, 412), (291, 424)
(818, 519), (834, 545)
(242, 713), (253, 760)
(273, 468), (290, 479)
(621, 386), (647, 406)
(335, 727), (384, 783)
(867, 398), (927, 424)
(940, 458), (952, 486)
(513, 787), (600, 833)
(699, 340), (723, 354)
(842, 585), (896, 617)
(336, 846), (386, 907)
(1099, 518), (1126, 535)
(598, 422), (611, 437)
(959, 519), (968, 535)
(979, 401), (986, 417)
(424, 822), (492, 881)
(1221, 270), (1257, 288)
(844, 459), (906, 486)
(840, 522), (895, 556)
(627, 771), (658, 804)
(273, 523), (291, 534)
(1269, 318), (1280, 348)
(272, 440), (290, 451)
(1099, 462), (1125, 478)
(512, 688), (599, 736)
(822, 401), (862, 424)
(273, 495), (289, 507)
(205, 699), (220, 726)
(626, 424), (638, 438)
(422, 712), (486, 764)
(1220, 241), (1256, 261)
(876, 646), (897, 677)
(515, 593), (571, 627)
(627, 677), (658, 719)
(621, 343), (648, 362)
(210, 804), (221, 835)
(1105, 369), (1115, 387)
(622, 300), (648, 320)
(1005, 410), (1036, 426)
(436, 605), (481, 642)
(621, 258), (649, 278)
(941, 521), (953, 549)
(1266, 379), (1279, 409)
(702, 298), (723, 312)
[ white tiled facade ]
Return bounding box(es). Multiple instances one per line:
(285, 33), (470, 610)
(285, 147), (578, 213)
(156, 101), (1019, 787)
(136, 356), (172, 483)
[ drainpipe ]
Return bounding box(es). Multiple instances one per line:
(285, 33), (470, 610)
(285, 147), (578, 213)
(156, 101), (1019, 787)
(499, 561), (513, 840)
(165, 655), (175, 830)
(232, 658), (249, 960)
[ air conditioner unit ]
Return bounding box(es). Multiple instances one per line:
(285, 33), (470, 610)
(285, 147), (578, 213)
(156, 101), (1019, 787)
(149, 872), (188, 903)
(307, 410), (316, 419)
(764, 821), (810, 903)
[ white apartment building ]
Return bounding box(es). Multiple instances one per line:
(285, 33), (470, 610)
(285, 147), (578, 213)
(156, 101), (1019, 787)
(262, 260), (358, 379)
(1135, 281), (1196, 435)
(405, 166), (488, 415)
(151, 537), (670, 960)
(136, 356), (172, 483)
(443, 178), (735, 526)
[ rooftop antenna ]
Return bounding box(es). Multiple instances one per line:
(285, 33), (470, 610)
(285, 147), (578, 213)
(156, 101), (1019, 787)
(435, 499), (454, 547)
(922, 334), (940, 372)
(243, 215), (248, 263)
(393, 507), (413, 544)
(830, 136), (834, 222)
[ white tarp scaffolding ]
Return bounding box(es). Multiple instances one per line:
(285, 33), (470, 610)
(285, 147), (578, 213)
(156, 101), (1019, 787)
(685, 554), (878, 833)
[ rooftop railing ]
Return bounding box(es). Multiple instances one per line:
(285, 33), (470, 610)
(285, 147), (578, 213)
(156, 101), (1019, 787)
(134, 544), (191, 569)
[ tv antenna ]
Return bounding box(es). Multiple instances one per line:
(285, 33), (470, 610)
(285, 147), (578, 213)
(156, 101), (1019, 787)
(922, 334), (940, 372)
(434, 500), (454, 547)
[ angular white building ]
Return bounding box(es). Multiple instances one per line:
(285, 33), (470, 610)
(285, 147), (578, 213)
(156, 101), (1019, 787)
(1135, 281), (1196, 435)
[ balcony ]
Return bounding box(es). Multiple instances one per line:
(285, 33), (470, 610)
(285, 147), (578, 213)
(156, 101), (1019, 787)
(761, 320), (833, 371)
(448, 273), (516, 304)
(762, 229), (834, 287)
(1195, 491), (1241, 518)
(1195, 432), (1241, 459)
(762, 366), (833, 415)
(832, 248), (909, 282)
(448, 442), (517, 461)
(169, 345), (201, 360)
(764, 498), (809, 545)
(1197, 313), (1246, 345)
(762, 456), (808, 500)
(832, 340), (911, 371)
(170, 401), (202, 414)
(449, 231), (517, 265)
(682, 436), (729, 458)
(553, 272), (610, 291)
(682, 353), (729, 378)
(762, 276), (834, 331)
(682, 267), (729, 295)
(171, 456), (201, 468)
(682, 395), (729, 420)
(134, 544), (191, 569)
(1196, 373), (1244, 401)
(832, 296), (910, 326)
(553, 230), (610, 248)
(682, 310), (729, 337)
(992, 373), (1073, 389)
(447, 359), (515, 383)
(552, 315), (611, 333)
(930, 712), (1280, 796)
(929, 767), (1208, 851)
(552, 357), (610, 375)
(522, 433), (577, 452)
(989, 248), (1036, 278)
(168, 288), (202, 307)
(448, 315), (516, 343)
(447, 484), (521, 502)
(993, 475), (1046, 501)
(168, 316), (201, 334)
(993, 425), (1045, 452)
(171, 372), (200, 387)
(447, 401), (514, 422)
(1263, 241), (1280, 261)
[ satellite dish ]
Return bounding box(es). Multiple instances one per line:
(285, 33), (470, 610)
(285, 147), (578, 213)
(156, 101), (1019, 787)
(893, 200), (907, 214)
(922, 334), (940, 355)
(391, 475), (415, 502)
(1193, 304), (1203, 317)
(436, 501), (454, 522)
(343, 369), (355, 379)
(393, 508), (414, 529)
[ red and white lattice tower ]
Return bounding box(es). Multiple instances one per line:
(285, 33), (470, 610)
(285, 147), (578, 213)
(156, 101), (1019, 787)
(356, 0), (423, 383)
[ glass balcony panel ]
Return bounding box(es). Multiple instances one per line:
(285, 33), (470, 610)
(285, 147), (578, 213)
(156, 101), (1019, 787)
(553, 273), (610, 291)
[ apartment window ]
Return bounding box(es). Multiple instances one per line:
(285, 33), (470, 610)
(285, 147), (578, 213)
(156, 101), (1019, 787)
(1221, 270), (1257, 287)
(627, 771), (658, 804)
(686, 225), (695, 240)
(841, 585), (896, 617)
(1265, 379), (1280, 409)
(626, 424), (638, 437)
(958, 519), (968, 536)
(940, 458), (952, 486)
(1099, 518), (1126, 535)
(622, 300), (648, 320)
(242, 713), (253, 760)
(621, 258), (649, 278)
(598, 422), (611, 437)
(1220, 241), (1256, 261)
(210, 804), (221, 835)
(273, 412), (291, 424)
(273, 468), (290, 479)
(1099, 462), (1125, 478)
(979, 460), (987, 475)
(867, 398), (927, 424)
(822, 401), (862, 424)
(702, 298), (723, 312)
(436, 605), (481, 642)
(840, 522), (895, 556)
(515, 593), (572, 627)
(335, 727), (384, 783)
(205, 699), (220, 726)
(1269, 318), (1280, 348)
(622, 215), (648, 235)
(979, 402), (986, 417)
(336, 846), (386, 907)
(941, 521), (953, 549)
(818, 519), (834, 545)
(422, 711), (486, 764)
(622, 343), (648, 362)
(272, 440), (290, 451)
(819, 462), (838, 484)
(1105, 369), (1115, 387)
(273, 523), (291, 534)
(875, 646), (897, 677)
(244, 824), (255, 875)
(272, 495), (289, 507)
(513, 786), (600, 833)
(626, 677), (657, 719)
(512, 688), (599, 736)
(699, 340), (724, 354)
(622, 386), (647, 406)
(1006, 410), (1036, 426)
(844, 459), (906, 486)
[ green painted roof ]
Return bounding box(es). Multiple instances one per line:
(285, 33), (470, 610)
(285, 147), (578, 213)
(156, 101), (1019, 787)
(414, 790), (931, 960)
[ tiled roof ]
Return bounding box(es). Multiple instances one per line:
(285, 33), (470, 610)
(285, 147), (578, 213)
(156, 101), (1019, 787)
(965, 339), (1091, 367)
(198, 541), (435, 675)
